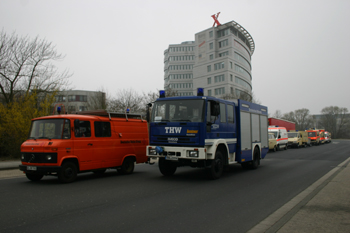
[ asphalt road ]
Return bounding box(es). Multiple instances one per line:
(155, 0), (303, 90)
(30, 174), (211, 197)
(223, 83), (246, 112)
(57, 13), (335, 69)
(0, 140), (349, 233)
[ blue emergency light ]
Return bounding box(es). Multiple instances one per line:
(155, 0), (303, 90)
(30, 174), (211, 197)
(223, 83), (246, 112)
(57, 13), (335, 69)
(57, 106), (61, 114)
(197, 88), (204, 96)
(159, 90), (165, 98)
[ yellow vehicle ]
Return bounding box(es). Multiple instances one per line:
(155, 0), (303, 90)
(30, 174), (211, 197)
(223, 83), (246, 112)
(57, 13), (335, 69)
(287, 131), (301, 148)
(268, 133), (277, 152)
(288, 131), (310, 148)
(299, 131), (311, 147)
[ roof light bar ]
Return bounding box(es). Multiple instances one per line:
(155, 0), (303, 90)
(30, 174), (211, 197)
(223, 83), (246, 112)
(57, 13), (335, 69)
(197, 88), (204, 96)
(159, 90), (165, 98)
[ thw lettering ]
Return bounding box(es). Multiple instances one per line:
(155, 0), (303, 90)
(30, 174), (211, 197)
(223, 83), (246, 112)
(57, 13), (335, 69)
(165, 127), (182, 134)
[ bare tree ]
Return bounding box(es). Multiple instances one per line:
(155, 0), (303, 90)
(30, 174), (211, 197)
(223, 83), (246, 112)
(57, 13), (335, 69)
(141, 90), (158, 106)
(320, 106), (349, 138)
(221, 91), (260, 103)
(108, 88), (144, 113)
(250, 92), (261, 104)
(237, 91), (252, 102)
(282, 111), (295, 122)
(294, 108), (313, 130)
(87, 88), (107, 110)
(164, 87), (178, 97)
(282, 108), (313, 130)
(272, 110), (283, 119)
(0, 30), (71, 104)
(220, 93), (235, 100)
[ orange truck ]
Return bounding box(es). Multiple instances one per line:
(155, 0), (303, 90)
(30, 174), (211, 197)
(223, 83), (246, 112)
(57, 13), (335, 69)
(306, 129), (320, 146)
(19, 110), (150, 183)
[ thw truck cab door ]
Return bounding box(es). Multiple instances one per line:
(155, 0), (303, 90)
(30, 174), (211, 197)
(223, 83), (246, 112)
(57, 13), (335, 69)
(206, 100), (236, 138)
(206, 100), (221, 138)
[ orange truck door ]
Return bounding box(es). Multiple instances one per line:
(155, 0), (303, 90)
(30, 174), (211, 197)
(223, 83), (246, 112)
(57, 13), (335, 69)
(73, 120), (99, 171)
(92, 121), (119, 168)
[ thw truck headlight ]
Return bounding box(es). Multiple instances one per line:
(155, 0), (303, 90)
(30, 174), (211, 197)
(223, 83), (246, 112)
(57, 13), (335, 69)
(189, 151), (199, 157)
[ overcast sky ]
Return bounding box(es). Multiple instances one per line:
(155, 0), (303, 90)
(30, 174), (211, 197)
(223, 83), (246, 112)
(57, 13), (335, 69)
(1, 0), (349, 115)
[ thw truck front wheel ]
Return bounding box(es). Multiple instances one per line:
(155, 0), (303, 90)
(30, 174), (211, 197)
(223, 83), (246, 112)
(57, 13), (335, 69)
(209, 151), (224, 179)
(159, 158), (177, 176)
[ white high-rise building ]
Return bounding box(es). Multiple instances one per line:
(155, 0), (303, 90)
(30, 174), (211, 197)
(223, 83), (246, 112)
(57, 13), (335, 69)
(163, 41), (196, 96)
(164, 20), (255, 100)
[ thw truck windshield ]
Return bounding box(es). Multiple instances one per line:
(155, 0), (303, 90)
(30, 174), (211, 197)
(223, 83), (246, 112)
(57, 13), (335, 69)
(152, 99), (205, 123)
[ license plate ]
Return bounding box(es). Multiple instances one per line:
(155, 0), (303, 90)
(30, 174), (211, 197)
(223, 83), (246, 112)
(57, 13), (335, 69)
(165, 156), (178, 161)
(27, 166), (37, 171)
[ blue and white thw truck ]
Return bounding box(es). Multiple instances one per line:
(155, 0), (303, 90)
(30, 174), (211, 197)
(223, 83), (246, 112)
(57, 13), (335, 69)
(146, 89), (269, 179)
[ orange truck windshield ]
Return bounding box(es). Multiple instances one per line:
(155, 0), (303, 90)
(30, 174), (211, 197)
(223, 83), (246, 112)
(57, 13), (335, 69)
(29, 119), (71, 139)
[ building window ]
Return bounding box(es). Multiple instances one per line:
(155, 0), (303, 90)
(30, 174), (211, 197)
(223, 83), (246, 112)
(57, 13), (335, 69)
(214, 87), (225, 95)
(214, 62), (224, 70)
(234, 52), (251, 70)
(207, 65), (211, 72)
(214, 74), (225, 83)
(219, 51), (229, 57)
(169, 55), (195, 61)
(79, 106), (88, 111)
(68, 106), (76, 113)
(78, 95), (87, 102)
(230, 74), (233, 82)
(169, 65), (193, 70)
(68, 95), (87, 102)
(68, 95), (76, 101)
(219, 39), (228, 48)
(234, 40), (251, 59)
(209, 31), (213, 38)
(209, 42), (213, 49)
(173, 83), (192, 89)
(230, 62), (233, 69)
(235, 76), (252, 90)
(209, 54), (213, 60)
(235, 64), (252, 80)
(207, 77), (211, 84)
(55, 95), (66, 102)
(218, 29), (230, 38)
(208, 90), (212, 96)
